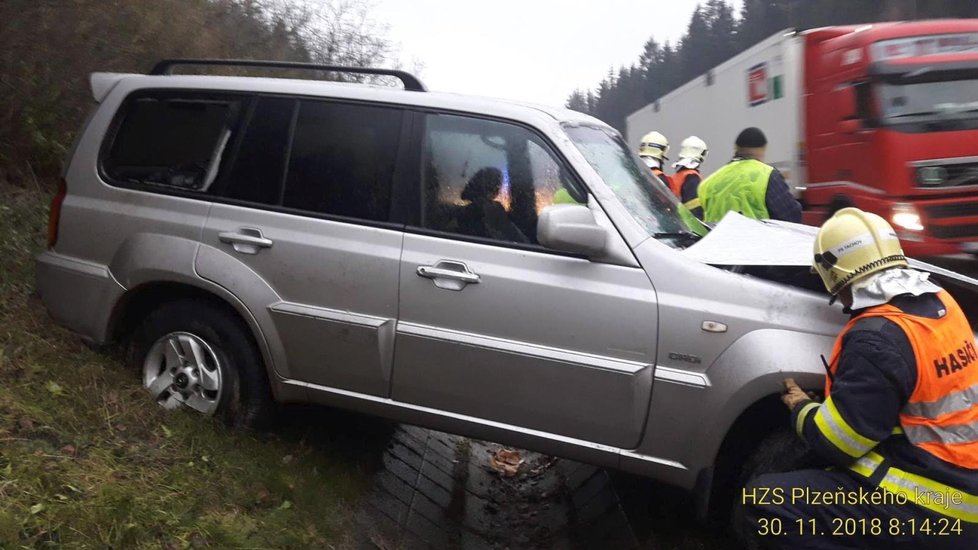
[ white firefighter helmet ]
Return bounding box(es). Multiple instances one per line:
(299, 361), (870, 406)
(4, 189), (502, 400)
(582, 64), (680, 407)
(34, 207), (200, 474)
(675, 136), (708, 168)
(812, 207), (908, 296)
(638, 131), (669, 160)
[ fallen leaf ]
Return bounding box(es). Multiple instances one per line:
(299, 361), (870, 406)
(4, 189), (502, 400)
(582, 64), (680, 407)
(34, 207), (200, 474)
(161, 425), (172, 438)
(45, 381), (64, 396)
(278, 500), (293, 511)
(30, 503), (45, 515)
(528, 457), (559, 477)
(488, 448), (525, 477)
(2, 463), (11, 477)
(115, 424), (127, 433)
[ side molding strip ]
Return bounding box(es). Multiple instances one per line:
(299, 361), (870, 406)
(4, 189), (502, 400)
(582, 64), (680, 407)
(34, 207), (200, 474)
(283, 378), (688, 471)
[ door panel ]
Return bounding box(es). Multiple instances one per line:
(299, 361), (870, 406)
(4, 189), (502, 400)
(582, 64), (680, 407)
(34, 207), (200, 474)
(200, 205), (402, 396)
(197, 96), (406, 396)
(393, 234), (657, 448)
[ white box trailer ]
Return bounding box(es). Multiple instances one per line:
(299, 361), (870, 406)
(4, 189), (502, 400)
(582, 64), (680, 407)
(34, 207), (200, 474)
(626, 29), (805, 191)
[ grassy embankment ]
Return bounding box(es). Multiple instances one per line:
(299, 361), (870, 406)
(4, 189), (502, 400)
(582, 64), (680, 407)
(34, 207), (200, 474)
(0, 186), (385, 548)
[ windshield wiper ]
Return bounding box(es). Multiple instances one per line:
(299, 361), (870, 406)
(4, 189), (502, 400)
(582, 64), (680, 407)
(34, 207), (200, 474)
(888, 108), (978, 121)
(887, 111), (941, 120)
(653, 230), (702, 243)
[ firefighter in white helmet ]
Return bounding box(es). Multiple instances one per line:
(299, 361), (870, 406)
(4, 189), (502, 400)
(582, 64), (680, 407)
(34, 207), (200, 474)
(740, 207), (978, 549)
(672, 136), (708, 219)
(637, 131), (673, 191)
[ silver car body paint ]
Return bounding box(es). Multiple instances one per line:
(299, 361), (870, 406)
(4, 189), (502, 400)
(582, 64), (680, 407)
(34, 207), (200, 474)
(41, 70), (967, 501)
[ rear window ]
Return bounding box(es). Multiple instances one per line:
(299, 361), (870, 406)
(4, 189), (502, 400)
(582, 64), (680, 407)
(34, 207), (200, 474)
(103, 94), (243, 191)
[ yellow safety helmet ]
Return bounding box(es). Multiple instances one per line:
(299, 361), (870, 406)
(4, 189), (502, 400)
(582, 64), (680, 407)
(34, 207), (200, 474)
(677, 136), (708, 163)
(639, 131), (669, 160)
(812, 207), (908, 296)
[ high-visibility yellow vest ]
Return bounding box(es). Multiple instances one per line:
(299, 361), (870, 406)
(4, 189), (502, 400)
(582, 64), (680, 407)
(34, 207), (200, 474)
(552, 188), (580, 204)
(697, 158), (773, 222)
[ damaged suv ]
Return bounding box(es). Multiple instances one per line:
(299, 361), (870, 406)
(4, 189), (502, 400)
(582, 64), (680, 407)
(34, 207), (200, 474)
(35, 60), (978, 517)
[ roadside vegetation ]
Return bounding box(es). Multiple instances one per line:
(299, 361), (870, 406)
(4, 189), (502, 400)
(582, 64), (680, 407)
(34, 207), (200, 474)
(0, 186), (398, 547)
(0, 1), (404, 546)
(0, 0), (402, 185)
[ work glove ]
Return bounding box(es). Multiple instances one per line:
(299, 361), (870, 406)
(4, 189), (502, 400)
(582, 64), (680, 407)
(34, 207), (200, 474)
(781, 377), (817, 410)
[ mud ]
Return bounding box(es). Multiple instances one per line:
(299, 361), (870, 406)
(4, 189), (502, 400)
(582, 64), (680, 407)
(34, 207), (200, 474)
(349, 425), (729, 549)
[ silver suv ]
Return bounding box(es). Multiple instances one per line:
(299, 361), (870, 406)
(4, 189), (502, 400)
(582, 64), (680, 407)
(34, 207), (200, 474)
(37, 59), (868, 517)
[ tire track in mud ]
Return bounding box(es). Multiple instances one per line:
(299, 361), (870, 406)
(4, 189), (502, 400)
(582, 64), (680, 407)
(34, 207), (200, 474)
(351, 426), (640, 549)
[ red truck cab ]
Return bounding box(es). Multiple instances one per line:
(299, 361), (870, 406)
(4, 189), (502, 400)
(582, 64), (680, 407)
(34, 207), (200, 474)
(802, 20), (978, 257)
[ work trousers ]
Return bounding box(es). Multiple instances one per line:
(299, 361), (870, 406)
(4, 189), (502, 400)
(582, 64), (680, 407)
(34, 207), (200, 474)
(741, 468), (977, 549)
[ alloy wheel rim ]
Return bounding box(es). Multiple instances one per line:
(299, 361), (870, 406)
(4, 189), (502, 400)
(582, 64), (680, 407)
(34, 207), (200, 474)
(143, 331), (223, 415)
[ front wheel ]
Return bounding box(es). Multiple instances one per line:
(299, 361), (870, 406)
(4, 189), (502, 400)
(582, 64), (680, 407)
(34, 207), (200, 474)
(730, 429), (816, 549)
(127, 299), (272, 428)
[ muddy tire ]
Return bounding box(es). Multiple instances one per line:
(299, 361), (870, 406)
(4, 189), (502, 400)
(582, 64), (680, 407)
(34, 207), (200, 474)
(127, 299), (273, 429)
(730, 429), (815, 549)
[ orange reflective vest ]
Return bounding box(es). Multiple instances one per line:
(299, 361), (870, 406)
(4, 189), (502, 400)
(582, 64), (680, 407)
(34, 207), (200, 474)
(826, 290), (978, 469)
(651, 167), (673, 193)
(672, 168), (700, 198)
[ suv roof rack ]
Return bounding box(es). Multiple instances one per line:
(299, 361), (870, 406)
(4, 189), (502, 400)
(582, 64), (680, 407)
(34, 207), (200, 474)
(149, 59), (428, 92)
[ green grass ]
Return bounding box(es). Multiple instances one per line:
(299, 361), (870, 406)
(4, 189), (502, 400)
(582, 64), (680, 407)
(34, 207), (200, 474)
(0, 186), (381, 548)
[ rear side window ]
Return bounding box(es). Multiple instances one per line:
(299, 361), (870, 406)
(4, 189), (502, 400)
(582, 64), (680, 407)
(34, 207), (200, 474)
(221, 96), (295, 204)
(103, 94), (243, 191)
(282, 100), (403, 222)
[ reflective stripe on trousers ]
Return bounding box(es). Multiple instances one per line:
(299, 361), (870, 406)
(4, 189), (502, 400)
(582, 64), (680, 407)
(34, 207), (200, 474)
(847, 451), (978, 522)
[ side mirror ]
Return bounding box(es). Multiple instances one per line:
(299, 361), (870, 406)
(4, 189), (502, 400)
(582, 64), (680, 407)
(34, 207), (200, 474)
(538, 205), (608, 257)
(838, 118), (861, 134)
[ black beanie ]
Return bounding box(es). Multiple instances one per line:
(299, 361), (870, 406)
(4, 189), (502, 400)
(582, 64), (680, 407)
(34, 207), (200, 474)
(735, 127), (767, 148)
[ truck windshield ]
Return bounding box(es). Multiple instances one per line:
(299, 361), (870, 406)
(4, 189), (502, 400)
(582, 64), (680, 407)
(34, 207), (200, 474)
(564, 124), (706, 244)
(878, 77), (978, 125)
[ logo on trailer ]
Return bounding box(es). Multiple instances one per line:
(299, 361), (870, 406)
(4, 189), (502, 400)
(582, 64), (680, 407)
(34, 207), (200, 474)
(748, 62), (768, 107)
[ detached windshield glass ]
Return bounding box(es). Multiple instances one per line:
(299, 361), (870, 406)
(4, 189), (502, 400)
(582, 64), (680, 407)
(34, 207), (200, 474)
(564, 124), (706, 243)
(878, 77), (978, 124)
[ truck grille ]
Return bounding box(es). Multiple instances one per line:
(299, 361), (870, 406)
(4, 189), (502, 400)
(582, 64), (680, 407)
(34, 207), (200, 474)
(918, 161), (978, 188)
(924, 203), (978, 219)
(930, 224), (978, 239)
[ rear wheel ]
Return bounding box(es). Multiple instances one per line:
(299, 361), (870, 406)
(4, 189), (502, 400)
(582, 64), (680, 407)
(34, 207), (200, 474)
(127, 299), (272, 428)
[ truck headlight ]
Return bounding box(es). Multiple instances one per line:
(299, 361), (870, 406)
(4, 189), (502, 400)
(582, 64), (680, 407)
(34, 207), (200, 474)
(917, 166), (948, 186)
(892, 203), (924, 231)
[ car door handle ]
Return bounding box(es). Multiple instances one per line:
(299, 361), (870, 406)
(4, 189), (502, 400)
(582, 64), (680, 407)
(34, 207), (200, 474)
(417, 261), (480, 290)
(218, 228), (273, 254)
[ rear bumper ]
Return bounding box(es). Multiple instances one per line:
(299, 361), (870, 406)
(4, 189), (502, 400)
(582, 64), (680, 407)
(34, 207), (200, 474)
(35, 251), (125, 344)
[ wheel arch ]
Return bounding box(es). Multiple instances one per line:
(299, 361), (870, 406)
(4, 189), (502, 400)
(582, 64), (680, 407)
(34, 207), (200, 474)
(106, 279), (294, 403)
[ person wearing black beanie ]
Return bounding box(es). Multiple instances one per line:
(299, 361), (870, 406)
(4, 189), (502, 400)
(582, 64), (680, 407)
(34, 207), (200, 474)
(696, 126), (801, 223)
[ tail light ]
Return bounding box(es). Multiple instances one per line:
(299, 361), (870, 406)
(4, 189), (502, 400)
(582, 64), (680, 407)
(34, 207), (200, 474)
(47, 178), (67, 249)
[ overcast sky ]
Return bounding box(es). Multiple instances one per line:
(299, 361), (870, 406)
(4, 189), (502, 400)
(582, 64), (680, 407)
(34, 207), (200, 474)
(372, 0), (743, 107)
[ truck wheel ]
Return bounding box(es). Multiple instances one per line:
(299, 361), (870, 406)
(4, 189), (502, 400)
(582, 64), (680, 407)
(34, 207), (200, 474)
(827, 196), (853, 220)
(730, 429), (815, 549)
(127, 299), (273, 429)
